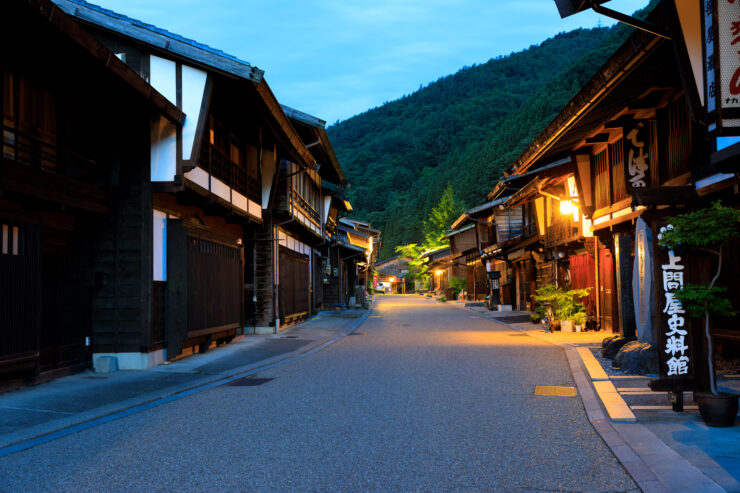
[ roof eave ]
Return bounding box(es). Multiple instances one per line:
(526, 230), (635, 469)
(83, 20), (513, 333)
(505, 27), (664, 177)
(54, 0), (264, 83)
(36, 0), (183, 125)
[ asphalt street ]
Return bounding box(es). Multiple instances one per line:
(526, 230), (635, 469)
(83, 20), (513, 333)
(0, 295), (637, 492)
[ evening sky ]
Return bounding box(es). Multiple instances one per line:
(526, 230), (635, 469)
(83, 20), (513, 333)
(88, 0), (649, 124)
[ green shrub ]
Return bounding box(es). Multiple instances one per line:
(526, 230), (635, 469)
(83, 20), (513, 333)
(533, 285), (591, 321)
(449, 277), (466, 297)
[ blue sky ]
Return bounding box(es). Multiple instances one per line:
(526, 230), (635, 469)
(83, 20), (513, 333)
(89, 0), (649, 124)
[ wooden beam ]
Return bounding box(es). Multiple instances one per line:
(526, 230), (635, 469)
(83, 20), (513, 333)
(255, 81), (316, 169)
(26, 0), (184, 125)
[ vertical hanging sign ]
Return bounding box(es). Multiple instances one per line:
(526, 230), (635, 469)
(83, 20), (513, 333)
(705, 0), (740, 134)
(623, 120), (650, 188)
(654, 225), (694, 386)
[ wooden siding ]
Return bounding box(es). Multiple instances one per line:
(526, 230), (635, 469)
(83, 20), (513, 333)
(594, 148), (610, 210)
(495, 207), (523, 242)
(279, 246), (310, 321)
(657, 95), (692, 184)
(609, 139), (627, 203)
(451, 227), (477, 254)
(569, 252), (596, 315)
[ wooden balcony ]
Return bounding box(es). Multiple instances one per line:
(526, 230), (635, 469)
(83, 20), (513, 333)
(292, 189), (321, 225)
(1, 124), (108, 213)
(198, 142), (260, 204)
(185, 142), (262, 219)
(545, 219), (580, 248)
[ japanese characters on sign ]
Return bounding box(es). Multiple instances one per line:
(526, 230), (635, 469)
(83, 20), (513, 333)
(704, 0), (740, 133)
(660, 242), (690, 377)
(623, 120), (649, 188)
(706, 0), (716, 114)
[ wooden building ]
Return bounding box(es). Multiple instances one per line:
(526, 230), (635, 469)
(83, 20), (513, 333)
(375, 254), (412, 292)
(47, 0), (322, 363)
(256, 106), (350, 330)
(480, 0), (739, 366)
(1, 0), (183, 381)
(338, 218), (381, 289)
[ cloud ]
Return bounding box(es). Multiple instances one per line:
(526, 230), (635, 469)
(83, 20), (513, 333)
(90, 0), (649, 122)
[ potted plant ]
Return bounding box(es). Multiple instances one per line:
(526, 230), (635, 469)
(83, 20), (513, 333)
(573, 311), (588, 332)
(658, 201), (740, 427)
(533, 285), (591, 333)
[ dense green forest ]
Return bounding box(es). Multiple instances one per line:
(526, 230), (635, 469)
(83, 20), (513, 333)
(328, 11), (647, 258)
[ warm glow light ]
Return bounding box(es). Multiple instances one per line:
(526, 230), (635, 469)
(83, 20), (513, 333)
(435, 269), (443, 276)
(389, 277), (395, 282)
(559, 200), (573, 215)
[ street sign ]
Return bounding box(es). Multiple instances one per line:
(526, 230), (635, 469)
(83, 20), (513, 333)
(704, 0), (740, 135)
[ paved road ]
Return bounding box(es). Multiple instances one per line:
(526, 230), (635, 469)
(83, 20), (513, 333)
(0, 295), (637, 492)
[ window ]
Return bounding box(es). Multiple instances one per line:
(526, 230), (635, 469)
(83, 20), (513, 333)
(594, 148), (610, 210)
(2, 68), (56, 166)
(153, 210), (167, 281)
(1, 223), (22, 256)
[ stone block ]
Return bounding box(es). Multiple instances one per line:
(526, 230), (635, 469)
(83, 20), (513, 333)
(94, 355), (119, 373)
(613, 341), (658, 374)
(602, 335), (636, 359)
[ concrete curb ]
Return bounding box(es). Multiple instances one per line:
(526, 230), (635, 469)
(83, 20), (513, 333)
(449, 302), (724, 493)
(0, 304), (374, 458)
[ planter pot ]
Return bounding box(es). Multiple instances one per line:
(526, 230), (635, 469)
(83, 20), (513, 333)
(574, 325), (582, 332)
(696, 392), (739, 427)
(561, 320), (574, 333)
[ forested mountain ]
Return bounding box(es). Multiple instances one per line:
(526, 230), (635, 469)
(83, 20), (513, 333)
(328, 17), (641, 258)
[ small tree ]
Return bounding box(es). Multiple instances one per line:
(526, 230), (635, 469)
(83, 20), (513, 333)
(532, 285), (591, 322)
(657, 201), (740, 395)
(394, 243), (429, 281)
(422, 183), (465, 250)
(449, 277), (467, 298)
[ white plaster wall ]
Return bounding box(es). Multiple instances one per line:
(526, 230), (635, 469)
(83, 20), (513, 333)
(93, 350), (166, 371)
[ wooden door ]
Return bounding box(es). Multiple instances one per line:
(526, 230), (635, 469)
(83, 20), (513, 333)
(0, 220), (40, 375)
(570, 253), (596, 315)
(187, 235), (242, 336)
(599, 248), (618, 332)
(278, 247), (310, 321)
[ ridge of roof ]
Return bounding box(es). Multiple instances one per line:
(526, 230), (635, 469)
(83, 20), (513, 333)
(54, 0), (264, 82)
(505, 16), (663, 176)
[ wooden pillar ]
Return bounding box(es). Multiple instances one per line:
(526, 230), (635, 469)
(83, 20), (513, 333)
(614, 232), (636, 338)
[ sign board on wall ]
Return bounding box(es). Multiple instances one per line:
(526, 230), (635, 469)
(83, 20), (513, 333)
(652, 238), (695, 391)
(705, 0), (740, 135)
(623, 119), (651, 188)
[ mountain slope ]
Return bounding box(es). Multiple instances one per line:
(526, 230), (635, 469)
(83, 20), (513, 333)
(328, 22), (635, 258)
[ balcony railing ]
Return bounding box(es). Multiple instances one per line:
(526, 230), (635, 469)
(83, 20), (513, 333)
(291, 189), (321, 225)
(3, 124), (98, 179)
(545, 219), (580, 248)
(199, 142), (260, 204)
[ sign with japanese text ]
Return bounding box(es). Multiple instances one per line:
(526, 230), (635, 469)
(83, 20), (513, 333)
(704, 0), (740, 134)
(623, 120), (650, 188)
(655, 242), (694, 383)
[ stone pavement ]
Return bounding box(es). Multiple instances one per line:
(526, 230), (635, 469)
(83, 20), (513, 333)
(455, 299), (740, 492)
(0, 307), (370, 454)
(0, 294), (638, 492)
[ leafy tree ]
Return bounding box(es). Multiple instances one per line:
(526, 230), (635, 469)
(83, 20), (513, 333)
(422, 183), (464, 249)
(394, 243), (429, 280)
(328, 3), (657, 258)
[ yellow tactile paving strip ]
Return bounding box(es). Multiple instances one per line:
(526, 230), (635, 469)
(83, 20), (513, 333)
(593, 381), (637, 422)
(534, 385), (578, 397)
(576, 347), (609, 381)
